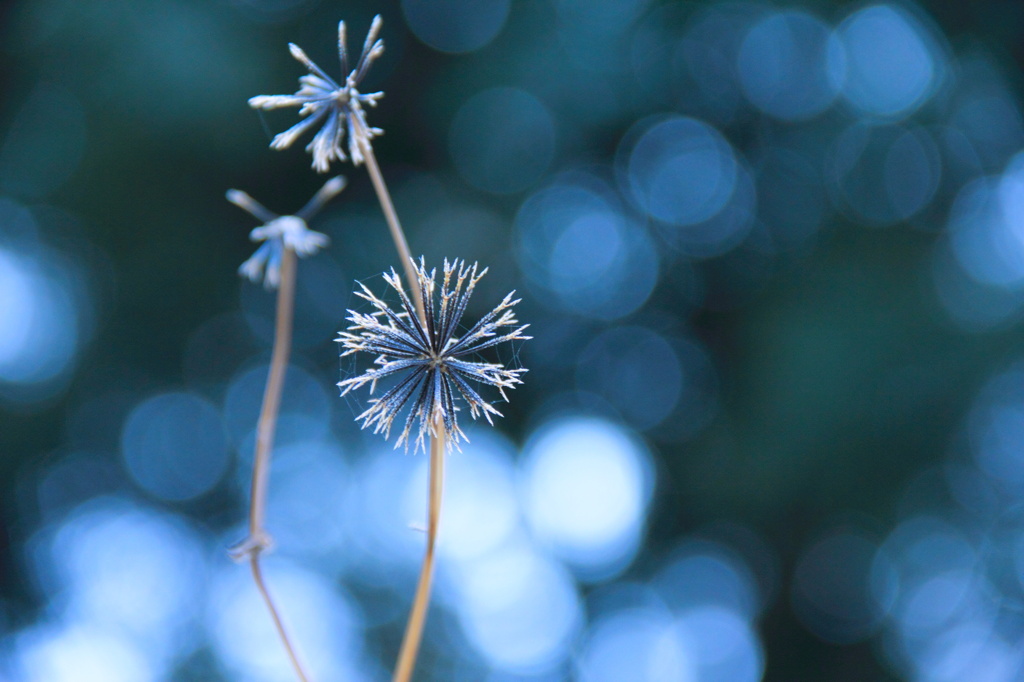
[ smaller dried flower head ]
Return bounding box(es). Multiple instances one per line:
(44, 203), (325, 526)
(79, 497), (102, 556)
(249, 15), (386, 172)
(337, 258), (530, 452)
(227, 176), (345, 288)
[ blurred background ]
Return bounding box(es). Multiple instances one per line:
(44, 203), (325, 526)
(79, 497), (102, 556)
(2, 0), (1024, 679)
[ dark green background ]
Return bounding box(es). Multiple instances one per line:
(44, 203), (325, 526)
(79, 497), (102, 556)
(2, 1), (1024, 679)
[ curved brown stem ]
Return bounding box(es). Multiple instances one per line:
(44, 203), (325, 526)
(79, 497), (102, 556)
(252, 555), (310, 682)
(248, 248), (295, 536)
(232, 247), (311, 682)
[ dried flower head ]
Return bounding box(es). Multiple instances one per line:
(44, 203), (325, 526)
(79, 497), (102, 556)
(249, 15), (386, 172)
(337, 258), (530, 452)
(228, 176), (345, 288)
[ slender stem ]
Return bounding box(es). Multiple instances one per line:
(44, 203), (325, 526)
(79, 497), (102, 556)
(392, 416), (446, 682)
(354, 124), (445, 682)
(252, 556), (309, 682)
(354, 121), (425, 321)
(235, 247), (311, 682)
(249, 247), (296, 536)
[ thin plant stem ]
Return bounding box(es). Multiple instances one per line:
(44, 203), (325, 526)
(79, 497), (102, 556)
(248, 247), (296, 536)
(355, 123), (425, 322)
(252, 556), (309, 682)
(235, 247), (311, 682)
(392, 415), (446, 682)
(354, 122), (445, 682)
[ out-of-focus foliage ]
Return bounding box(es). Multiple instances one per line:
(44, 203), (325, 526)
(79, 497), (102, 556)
(2, 1), (1024, 680)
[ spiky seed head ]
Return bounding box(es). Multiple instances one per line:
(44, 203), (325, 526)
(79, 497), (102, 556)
(227, 178), (344, 288)
(337, 258), (531, 452)
(249, 15), (386, 172)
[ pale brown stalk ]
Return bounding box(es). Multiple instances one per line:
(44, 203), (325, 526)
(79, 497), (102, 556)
(233, 247), (311, 682)
(355, 121), (425, 322)
(392, 416), (445, 682)
(355, 123), (445, 682)
(251, 557), (308, 682)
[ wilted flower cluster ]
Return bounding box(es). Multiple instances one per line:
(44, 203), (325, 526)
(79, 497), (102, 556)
(249, 15), (386, 172)
(228, 176), (344, 288)
(338, 258), (530, 452)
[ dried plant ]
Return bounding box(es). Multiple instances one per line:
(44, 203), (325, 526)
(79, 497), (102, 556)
(338, 258), (530, 452)
(226, 175), (345, 682)
(236, 15), (529, 682)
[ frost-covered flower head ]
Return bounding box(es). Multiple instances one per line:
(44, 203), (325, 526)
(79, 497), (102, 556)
(228, 176), (345, 288)
(337, 258), (530, 452)
(249, 15), (386, 172)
